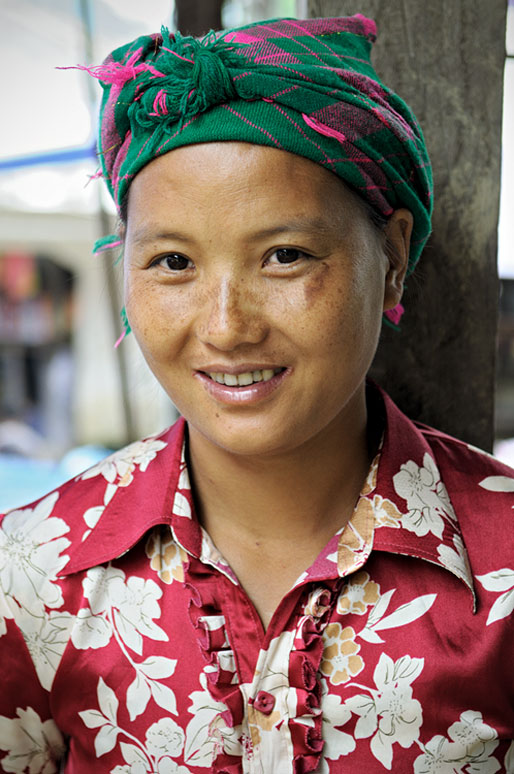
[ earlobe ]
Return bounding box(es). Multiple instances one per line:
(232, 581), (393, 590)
(382, 208), (413, 310)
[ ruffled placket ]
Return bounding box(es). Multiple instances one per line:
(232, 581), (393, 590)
(186, 553), (245, 773)
(184, 546), (342, 773)
(289, 582), (342, 774)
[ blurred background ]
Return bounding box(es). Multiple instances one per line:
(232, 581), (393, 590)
(0, 0), (513, 509)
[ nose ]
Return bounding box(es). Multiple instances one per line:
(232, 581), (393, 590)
(198, 275), (268, 351)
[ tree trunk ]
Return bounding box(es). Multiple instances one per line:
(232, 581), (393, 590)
(307, 0), (507, 451)
(174, 0), (224, 35)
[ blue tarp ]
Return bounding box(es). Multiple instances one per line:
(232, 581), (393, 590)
(0, 446), (111, 512)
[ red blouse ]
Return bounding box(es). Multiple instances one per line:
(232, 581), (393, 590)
(0, 388), (513, 773)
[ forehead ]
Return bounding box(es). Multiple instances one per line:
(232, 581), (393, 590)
(125, 142), (370, 232)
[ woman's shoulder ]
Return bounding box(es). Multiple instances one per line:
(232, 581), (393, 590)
(0, 417), (187, 571)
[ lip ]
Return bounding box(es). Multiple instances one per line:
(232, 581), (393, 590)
(194, 367), (290, 405)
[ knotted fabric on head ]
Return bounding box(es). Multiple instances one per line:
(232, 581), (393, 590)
(87, 15), (433, 273)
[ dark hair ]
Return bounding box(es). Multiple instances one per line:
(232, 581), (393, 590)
(359, 198), (389, 233)
(119, 188), (130, 227)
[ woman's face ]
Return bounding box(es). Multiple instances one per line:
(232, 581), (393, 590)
(124, 142), (408, 457)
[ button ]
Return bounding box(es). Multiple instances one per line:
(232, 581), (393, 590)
(253, 690), (275, 715)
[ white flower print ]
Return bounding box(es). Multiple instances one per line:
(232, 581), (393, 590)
(78, 439), (167, 488)
(80, 677), (120, 756)
(78, 566), (167, 653)
(447, 710), (499, 766)
(111, 760), (191, 774)
(437, 534), (473, 590)
(13, 606), (74, 691)
(184, 672), (243, 767)
(478, 475), (514, 493)
(317, 678), (355, 774)
(109, 574), (168, 653)
(73, 567), (176, 721)
(414, 710), (500, 774)
(172, 491), (191, 519)
(0, 591), (14, 637)
(505, 741), (514, 773)
(476, 568), (514, 625)
(111, 764), (190, 774)
(414, 734), (466, 774)
(72, 606), (113, 649)
(345, 653), (423, 770)
(0, 706), (66, 773)
(81, 679), (189, 773)
(358, 587), (436, 645)
(146, 718), (185, 758)
(393, 453), (456, 538)
(0, 492), (70, 615)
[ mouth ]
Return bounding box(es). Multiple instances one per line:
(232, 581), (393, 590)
(194, 366), (289, 405)
(202, 368), (285, 387)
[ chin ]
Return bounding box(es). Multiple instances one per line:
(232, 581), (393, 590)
(186, 412), (303, 458)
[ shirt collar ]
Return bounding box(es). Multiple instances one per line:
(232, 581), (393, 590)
(61, 386), (475, 607)
(370, 388), (475, 608)
(62, 418), (195, 575)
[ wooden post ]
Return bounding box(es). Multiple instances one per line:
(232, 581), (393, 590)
(307, 0), (507, 450)
(174, 0), (224, 35)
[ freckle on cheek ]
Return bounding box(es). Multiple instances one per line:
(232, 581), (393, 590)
(303, 262), (329, 304)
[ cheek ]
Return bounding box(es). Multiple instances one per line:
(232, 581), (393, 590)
(300, 261), (370, 332)
(124, 274), (187, 358)
(299, 263), (384, 360)
(303, 261), (330, 305)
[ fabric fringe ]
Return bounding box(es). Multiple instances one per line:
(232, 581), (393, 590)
(92, 234), (123, 254)
(114, 306), (132, 348)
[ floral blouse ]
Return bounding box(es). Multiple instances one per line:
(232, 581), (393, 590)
(0, 387), (513, 774)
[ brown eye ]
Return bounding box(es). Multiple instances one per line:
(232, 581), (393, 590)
(154, 253), (192, 271)
(276, 248), (301, 264)
(269, 248), (309, 265)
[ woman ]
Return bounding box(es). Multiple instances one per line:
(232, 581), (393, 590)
(0, 15), (513, 774)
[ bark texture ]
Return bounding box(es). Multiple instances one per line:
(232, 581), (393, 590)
(308, 0), (506, 450)
(174, 0), (224, 35)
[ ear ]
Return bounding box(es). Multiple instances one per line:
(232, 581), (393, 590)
(382, 209), (413, 311)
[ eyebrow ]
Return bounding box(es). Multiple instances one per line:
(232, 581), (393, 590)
(247, 217), (334, 240)
(130, 217), (333, 247)
(130, 229), (193, 247)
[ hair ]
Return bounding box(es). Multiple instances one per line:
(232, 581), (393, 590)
(119, 188), (130, 227)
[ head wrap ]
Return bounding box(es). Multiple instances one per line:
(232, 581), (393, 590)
(81, 15), (433, 336)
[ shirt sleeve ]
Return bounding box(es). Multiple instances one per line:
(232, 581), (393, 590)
(0, 595), (66, 772)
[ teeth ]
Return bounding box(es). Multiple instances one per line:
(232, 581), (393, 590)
(207, 369), (282, 386)
(237, 372), (254, 386)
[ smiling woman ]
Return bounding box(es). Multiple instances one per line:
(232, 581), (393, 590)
(0, 14), (513, 774)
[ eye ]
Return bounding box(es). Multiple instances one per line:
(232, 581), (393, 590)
(151, 253), (193, 271)
(267, 248), (311, 265)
